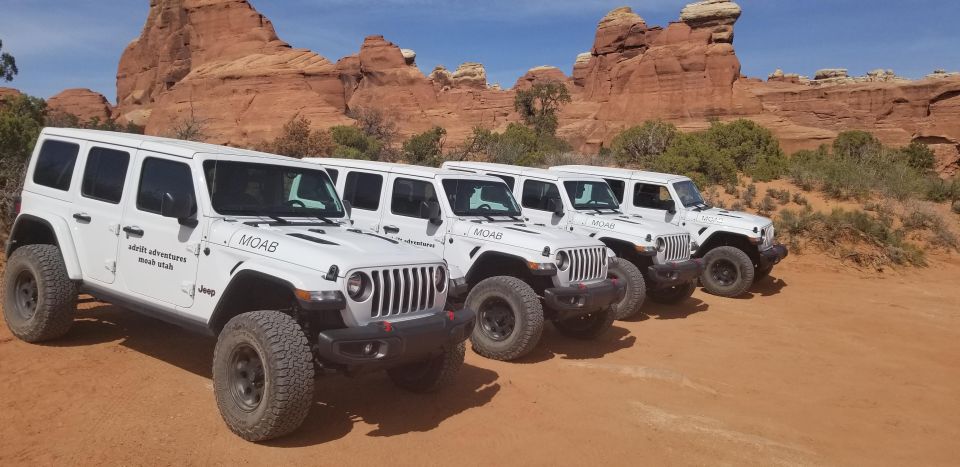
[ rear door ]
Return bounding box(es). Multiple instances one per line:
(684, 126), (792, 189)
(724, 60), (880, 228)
(379, 175), (446, 254)
(71, 143), (133, 285)
(116, 152), (203, 307)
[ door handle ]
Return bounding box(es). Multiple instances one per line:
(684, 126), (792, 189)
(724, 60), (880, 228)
(383, 225), (400, 234)
(73, 212), (92, 222)
(122, 226), (145, 236)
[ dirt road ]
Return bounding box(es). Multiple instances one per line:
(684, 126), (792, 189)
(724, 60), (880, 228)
(2, 254), (959, 466)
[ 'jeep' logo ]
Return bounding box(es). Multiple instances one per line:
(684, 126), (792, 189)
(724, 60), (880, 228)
(591, 219), (616, 230)
(472, 228), (503, 240)
(238, 235), (279, 253)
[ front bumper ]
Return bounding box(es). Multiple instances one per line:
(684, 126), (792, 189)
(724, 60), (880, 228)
(647, 258), (703, 289)
(759, 244), (789, 267)
(543, 279), (626, 320)
(314, 308), (475, 368)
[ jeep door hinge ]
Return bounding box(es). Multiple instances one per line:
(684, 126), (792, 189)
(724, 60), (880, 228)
(181, 282), (195, 297)
(108, 223), (121, 236)
(105, 260), (116, 273)
(186, 242), (201, 256)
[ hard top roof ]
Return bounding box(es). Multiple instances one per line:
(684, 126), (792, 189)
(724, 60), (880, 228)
(550, 165), (690, 183)
(311, 158), (506, 181)
(443, 161), (607, 182)
(41, 127), (299, 163)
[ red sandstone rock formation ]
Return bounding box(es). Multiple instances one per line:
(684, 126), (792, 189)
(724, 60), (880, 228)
(99, 0), (959, 174)
(46, 88), (114, 122)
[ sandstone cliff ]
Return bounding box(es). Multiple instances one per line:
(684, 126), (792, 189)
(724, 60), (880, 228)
(46, 88), (114, 122)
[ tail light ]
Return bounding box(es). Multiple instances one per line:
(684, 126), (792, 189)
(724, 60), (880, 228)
(13, 196), (21, 216)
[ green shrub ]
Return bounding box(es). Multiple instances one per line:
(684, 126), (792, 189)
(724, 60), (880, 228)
(953, 200), (960, 214)
(652, 132), (737, 187)
(767, 188), (791, 205)
(791, 192), (808, 205)
(923, 177), (960, 203)
(402, 126), (446, 167)
(742, 183), (757, 208)
(1, 93), (45, 233)
(833, 130), (882, 163)
(706, 119), (788, 181)
(514, 81), (571, 138)
(758, 195), (776, 216)
(331, 125), (382, 160)
(261, 116), (333, 158)
(898, 141), (937, 172)
(610, 120), (679, 167)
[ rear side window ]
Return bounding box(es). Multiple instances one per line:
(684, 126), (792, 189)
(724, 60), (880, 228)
(521, 179), (560, 211)
(391, 178), (438, 219)
(326, 168), (339, 183)
(604, 178), (625, 203)
(490, 174), (515, 190)
(343, 171), (383, 211)
(81, 147), (130, 204)
(633, 183), (673, 210)
(33, 139), (80, 191)
(137, 158), (196, 215)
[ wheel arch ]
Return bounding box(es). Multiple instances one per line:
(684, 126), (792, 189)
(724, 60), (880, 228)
(697, 231), (758, 262)
(208, 270), (301, 334)
(6, 214), (83, 280)
(465, 251), (535, 288)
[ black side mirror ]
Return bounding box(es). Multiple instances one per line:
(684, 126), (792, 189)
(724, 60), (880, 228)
(421, 200), (443, 226)
(161, 192), (197, 227)
(667, 203), (677, 215)
(547, 197), (565, 217)
(342, 200), (352, 218)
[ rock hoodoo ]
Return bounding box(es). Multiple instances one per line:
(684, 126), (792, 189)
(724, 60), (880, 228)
(46, 89), (114, 122)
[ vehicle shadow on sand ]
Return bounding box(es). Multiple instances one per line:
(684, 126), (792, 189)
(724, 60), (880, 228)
(729, 275), (789, 300)
(637, 297), (709, 321)
(52, 302), (502, 446)
(515, 324), (636, 364)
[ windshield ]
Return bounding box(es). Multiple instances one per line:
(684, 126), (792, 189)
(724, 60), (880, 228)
(673, 180), (706, 208)
(442, 178), (522, 217)
(563, 180), (620, 210)
(203, 160), (345, 218)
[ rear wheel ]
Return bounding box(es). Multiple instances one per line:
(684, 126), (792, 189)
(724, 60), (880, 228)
(700, 246), (755, 297)
(466, 276), (543, 361)
(388, 342), (466, 393)
(2, 244), (77, 342)
(553, 307), (615, 339)
(648, 280), (697, 305)
(213, 310), (314, 442)
(607, 258), (645, 320)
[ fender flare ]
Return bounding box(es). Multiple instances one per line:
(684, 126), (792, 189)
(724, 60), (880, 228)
(6, 213), (83, 280)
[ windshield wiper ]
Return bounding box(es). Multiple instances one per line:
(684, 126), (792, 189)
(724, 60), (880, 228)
(315, 215), (341, 225)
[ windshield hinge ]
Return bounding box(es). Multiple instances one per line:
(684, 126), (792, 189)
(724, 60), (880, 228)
(186, 243), (201, 256)
(182, 282), (195, 297)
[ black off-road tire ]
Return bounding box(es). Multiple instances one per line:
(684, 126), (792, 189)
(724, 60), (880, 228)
(387, 341), (466, 393)
(553, 307), (616, 340)
(648, 280), (697, 305)
(701, 246), (755, 297)
(3, 244), (77, 342)
(466, 276), (544, 361)
(755, 264), (774, 281)
(213, 310), (315, 442)
(608, 257), (645, 320)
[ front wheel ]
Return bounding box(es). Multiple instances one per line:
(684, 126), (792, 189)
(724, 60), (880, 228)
(213, 310), (315, 442)
(647, 280), (697, 305)
(700, 246), (755, 297)
(466, 276), (544, 361)
(607, 257), (645, 320)
(388, 342), (466, 393)
(553, 307), (615, 340)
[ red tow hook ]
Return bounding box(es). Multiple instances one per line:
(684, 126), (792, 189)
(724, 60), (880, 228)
(381, 321), (393, 332)
(577, 283), (587, 290)
(447, 311), (455, 321)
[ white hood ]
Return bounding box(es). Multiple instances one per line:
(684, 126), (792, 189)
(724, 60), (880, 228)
(452, 218), (605, 252)
(570, 211), (688, 242)
(684, 207), (773, 233)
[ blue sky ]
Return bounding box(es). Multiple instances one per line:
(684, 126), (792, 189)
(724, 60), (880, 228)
(1, 0), (958, 101)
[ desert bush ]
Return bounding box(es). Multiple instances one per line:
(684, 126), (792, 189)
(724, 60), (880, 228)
(610, 120), (679, 167)
(470, 123), (571, 167)
(742, 183), (757, 208)
(330, 125), (382, 160)
(260, 116), (334, 158)
(652, 132), (738, 187)
(0, 93), (45, 234)
(767, 188), (791, 205)
(757, 195), (776, 216)
(514, 81), (571, 138)
(902, 209), (938, 231)
(898, 141), (937, 172)
(832, 130), (883, 163)
(402, 126), (446, 167)
(923, 177), (960, 203)
(348, 107), (399, 144)
(953, 200), (960, 214)
(706, 119), (788, 181)
(791, 192), (808, 206)
(730, 201), (744, 211)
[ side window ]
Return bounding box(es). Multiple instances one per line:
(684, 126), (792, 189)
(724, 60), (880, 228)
(490, 174), (515, 190)
(604, 178), (625, 203)
(633, 183), (673, 210)
(343, 171), (383, 211)
(391, 178), (438, 219)
(81, 147), (130, 204)
(521, 179), (560, 211)
(326, 168), (339, 184)
(137, 157), (196, 215)
(33, 139), (80, 191)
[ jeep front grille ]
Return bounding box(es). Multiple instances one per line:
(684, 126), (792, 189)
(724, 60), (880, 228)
(369, 267), (436, 318)
(658, 234), (692, 262)
(567, 247), (607, 282)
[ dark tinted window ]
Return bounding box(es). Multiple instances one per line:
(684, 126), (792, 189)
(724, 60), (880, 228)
(391, 178), (438, 219)
(563, 180), (620, 210)
(138, 158), (196, 215)
(442, 179), (521, 217)
(33, 139), (80, 191)
(203, 160), (343, 217)
(490, 174), (515, 190)
(633, 183), (674, 210)
(326, 168), (339, 183)
(604, 178), (625, 203)
(521, 179), (561, 211)
(343, 171), (383, 211)
(81, 147), (130, 204)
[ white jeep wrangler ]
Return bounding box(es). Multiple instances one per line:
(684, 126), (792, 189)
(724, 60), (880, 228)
(443, 162), (703, 319)
(552, 166), (789, 297)
(3, 128), (474, 442)
(308, 159), (625, 362)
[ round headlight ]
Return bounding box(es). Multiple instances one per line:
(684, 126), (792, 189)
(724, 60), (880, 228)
(434, 266), (446, 292)
(656, 238), (666, 252)
(347, 272), (368, 300)
(556, 251), (569, 271)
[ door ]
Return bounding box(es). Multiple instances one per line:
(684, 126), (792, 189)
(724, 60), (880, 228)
(338, 170), (386, 232)
(117, 152), (203, 307)
(629, 181), (679, 223)
(519, 178), (566, 228)
(379, 176), (446, 254)
(71, 144), (133, 285)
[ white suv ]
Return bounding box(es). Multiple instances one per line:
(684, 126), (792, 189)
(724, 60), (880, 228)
(4, 128), (475, 442)
(309, 159), (625, 362)
(552, 165), (789, 297)
(443, 162), (703, 318)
